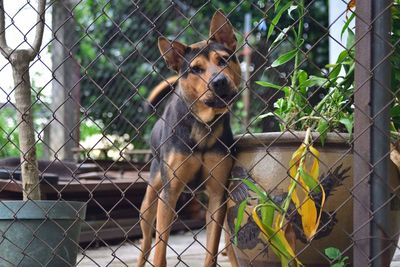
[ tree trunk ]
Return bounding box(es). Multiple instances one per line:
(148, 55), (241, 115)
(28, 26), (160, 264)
(11, 50), (41, 200)
(49, 0), (80, 161)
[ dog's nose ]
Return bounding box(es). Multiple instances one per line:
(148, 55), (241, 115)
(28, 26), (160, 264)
(212, 75), (228, 88)
(211, 74), (228, 95)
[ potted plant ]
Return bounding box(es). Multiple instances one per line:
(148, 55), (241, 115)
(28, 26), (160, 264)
(0, 1), (86, 266)
(225, 1), (400, 266)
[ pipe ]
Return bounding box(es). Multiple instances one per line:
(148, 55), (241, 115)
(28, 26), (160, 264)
(371, 0), (392, 266)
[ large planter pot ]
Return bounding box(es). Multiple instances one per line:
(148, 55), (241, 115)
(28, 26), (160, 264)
(226, 132), (400, 266)
(0, 200), (86, 267)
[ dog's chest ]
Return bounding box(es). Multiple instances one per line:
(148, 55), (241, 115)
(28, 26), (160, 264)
(190, 123), (223, 150)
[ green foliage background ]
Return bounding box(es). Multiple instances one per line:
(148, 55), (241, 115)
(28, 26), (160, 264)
(0, 1), (399, 158)
(74, 0), (329, 149)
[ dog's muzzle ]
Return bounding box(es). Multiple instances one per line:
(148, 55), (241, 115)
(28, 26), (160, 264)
(203, 74), (236, 108)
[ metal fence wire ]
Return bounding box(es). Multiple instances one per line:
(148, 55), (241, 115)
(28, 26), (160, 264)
(0, 0), (398, 266)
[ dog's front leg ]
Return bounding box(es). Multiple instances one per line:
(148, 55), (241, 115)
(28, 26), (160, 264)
(203, 153), (233, 267)
(153, 181), (184, 267)
(153, 152), (201, 267)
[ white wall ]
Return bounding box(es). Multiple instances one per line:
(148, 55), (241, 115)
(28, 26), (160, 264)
(329, 0), (355, 64)
(0, 0), (52, 102)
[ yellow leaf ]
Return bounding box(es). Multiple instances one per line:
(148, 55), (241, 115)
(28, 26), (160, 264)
(291, 187), (300, 208)
(289, 144), (306, 179)
(298, 196), (318, 239)
(289, 142), (326, 241)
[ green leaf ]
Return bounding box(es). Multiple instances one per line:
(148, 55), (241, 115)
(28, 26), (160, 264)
(273, 0), (281, 11)
(298, 69), (309, 94)
(339, 117), (353, 134)
(297, 69), (308, 85)
(328, 50), (348, 80)
(342, 256), (349, 262)
(325, 247), (342, 260)
(346, 28), (355, 50)
(332, 263), (345, 267)
(341, 12), (355, 40)
(391, 104), (400, 118)
(325, 63), (338, 68)
(260, 203), (275, 227)
(265, 203), (276, 226)
(271, 49), (297, 67)
(241, 179), (267, 201)
(267, 1), (293, 40)
(328, 64), (342, 81)
(256, 81), (283, 90)
(341, 63), (355, 89)
(317, 120), (329, 146)
(298, 167), (321, 193)
(301, 76), (328, 88)
(336, 49), (349, 64)
(234, 199), (248, 245)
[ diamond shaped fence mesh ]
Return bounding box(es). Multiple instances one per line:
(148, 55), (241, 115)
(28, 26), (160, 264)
(0, 0), (398, 266)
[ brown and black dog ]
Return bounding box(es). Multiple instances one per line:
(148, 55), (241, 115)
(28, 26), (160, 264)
(136, 10), (241, 267)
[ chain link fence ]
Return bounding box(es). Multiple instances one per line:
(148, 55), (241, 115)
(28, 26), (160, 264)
(0, 0), (398, 266)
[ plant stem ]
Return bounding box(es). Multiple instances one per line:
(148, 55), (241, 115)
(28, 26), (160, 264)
(307, 87), (337, 129)
(291, 116), (321, 128)
(286, 0), (305, 126)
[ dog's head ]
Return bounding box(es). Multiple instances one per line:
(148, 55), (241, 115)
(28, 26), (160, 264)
(158, 10), (241, 122)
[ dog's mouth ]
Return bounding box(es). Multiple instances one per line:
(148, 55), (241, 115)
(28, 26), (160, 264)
(202, 93), (236, 108)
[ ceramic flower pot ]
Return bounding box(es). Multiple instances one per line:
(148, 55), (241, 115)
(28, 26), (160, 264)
(226, 132), (400, 266)
(0, 200), (86, 267)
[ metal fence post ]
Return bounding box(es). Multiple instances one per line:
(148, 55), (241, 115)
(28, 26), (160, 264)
(371, 0), (392, 266)
(354, 0), (393, 266)
(354, 0), (373, 265)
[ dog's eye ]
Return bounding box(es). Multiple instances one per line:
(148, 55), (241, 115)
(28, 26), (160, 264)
(218, 57), (228, 67)
(190, 66), (204, 74)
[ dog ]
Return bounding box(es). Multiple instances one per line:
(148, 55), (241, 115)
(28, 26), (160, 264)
(136, 10), (241, 267)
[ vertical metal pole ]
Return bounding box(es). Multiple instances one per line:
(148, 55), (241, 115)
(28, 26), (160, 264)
(354, 0), (372, 266)
(371, 0), (392, 266)
(242, 13), (251, 127)
(354, 0), (392, 266)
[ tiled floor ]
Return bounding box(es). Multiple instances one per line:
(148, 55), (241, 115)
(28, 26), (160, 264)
(78, 231), (400, 266)
(77, 230), (230, 267)
(392, 249), (400, 267)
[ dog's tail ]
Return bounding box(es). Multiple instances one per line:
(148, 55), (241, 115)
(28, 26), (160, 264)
(147, 76), (179, 107)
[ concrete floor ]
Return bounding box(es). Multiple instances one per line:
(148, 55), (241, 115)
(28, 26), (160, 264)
(77, 231), (400, 267)
(392, 252), (400, 267)
(76, 230), (231, 267)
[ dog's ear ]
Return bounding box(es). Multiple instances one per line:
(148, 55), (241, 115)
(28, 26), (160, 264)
(158, 37), (187, 72)
(209, 9), (237, 51)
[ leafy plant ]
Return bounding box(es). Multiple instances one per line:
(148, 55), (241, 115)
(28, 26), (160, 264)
(391, 0), (400, 134)
(259, 0), (400, 141)
(235, 129), (324, 267)
(325, 247), (349, 267)
(257, 0), (354, 142)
